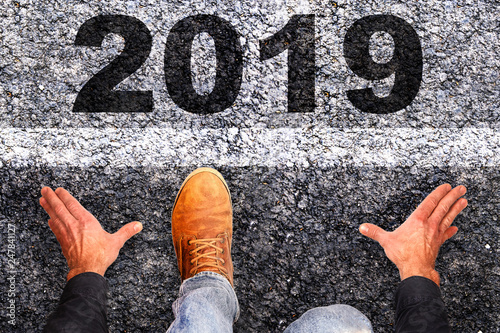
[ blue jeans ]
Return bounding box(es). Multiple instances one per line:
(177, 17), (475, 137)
(167, 272), (373, 333)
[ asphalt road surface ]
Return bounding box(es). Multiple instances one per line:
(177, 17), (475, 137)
(1, 0), (499, 332)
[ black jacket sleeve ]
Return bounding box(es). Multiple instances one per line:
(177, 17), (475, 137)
(395, 276), (451, 333)
(43, 272), (108, 333)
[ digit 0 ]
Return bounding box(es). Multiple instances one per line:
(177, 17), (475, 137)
(164, 14), (243, 114)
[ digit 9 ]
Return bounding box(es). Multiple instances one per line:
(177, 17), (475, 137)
(343, 15), (423, 114)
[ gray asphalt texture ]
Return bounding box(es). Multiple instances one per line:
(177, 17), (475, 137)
(0, 165), (499, 332)
(1, 0), (500, 332)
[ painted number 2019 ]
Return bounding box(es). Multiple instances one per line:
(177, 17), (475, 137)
(73, 14), (422, 115)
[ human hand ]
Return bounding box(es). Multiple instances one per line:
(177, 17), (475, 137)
(40, 187), (143, 281)
(359, 184), (467, 286)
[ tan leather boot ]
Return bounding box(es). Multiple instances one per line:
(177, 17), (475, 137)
(171, 167), (234, 286)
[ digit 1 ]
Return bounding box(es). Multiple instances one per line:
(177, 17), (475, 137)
(164, 14), (243, 114)
(259, 15), (316, 113)
(343, 15), (423, 114)
(73, 15), (153, 113)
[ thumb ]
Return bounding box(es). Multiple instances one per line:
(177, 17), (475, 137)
(114, 221), (143, 246)
(359, 223), (387, 244)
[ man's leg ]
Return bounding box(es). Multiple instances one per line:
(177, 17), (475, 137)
(167, 272), (239, 333)
(284, 304), (373, 333)
(168, 168), (239, 332)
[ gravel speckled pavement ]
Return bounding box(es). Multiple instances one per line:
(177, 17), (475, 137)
(1, 0), (499, 332)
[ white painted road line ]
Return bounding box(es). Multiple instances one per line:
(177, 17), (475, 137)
(1, 128), (498, 168)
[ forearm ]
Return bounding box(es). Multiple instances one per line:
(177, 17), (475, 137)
(44, 272), (108, 333)
(395, 276), (450, 333)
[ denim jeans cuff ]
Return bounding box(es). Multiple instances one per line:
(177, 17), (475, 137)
(180, 271), (240, 323)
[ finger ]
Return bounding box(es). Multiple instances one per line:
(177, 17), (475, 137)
(113, 222), (143, 247)
(48, 218), (60, 234)
(359, 223), (388, 245)
(40, 196), (72, 235)
(441, 226), (458, 244)
(41, 186), (53, 195)
(438, 198), (468, 234)
(410, 184), (452, 220)
(40, 196), (57, 220)
(54, 187), (90, 221)
(41, 187), (76, 225)
(429, 185), (467, 227)
(48, 218), (69, 245)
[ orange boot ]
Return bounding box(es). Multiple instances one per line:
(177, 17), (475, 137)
(171, 168), (234, 286)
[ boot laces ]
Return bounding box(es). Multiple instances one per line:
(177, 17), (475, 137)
(188, 238), (228, 275)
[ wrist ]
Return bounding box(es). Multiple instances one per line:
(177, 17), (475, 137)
(67, 267), (106, 281)
(399, 268), (440, 286)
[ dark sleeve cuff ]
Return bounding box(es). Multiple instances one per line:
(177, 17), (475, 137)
(395, 276), (450, 333)
(61, 272), (109, 306)
(44, 272), (108, 333)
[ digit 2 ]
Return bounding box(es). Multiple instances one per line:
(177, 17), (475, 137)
(73, 15), (153, 112)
